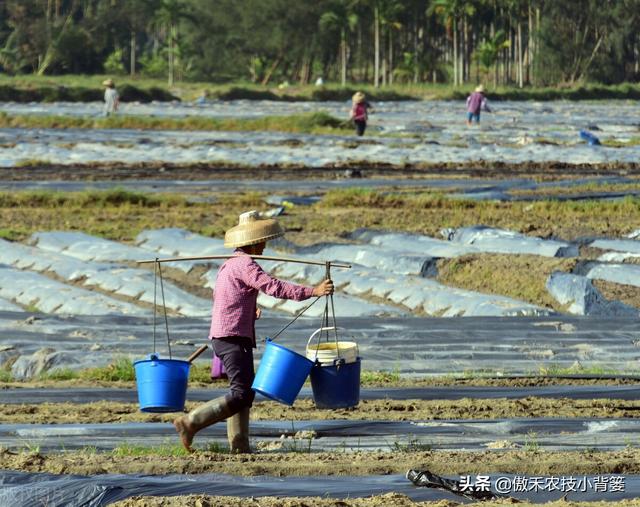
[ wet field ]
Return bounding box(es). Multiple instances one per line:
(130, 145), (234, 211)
(1, 100), (640, 168)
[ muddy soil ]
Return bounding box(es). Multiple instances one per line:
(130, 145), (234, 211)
(113, 494), (461, 507)
(3, 397), (640, 424)
(3, 160), (640, 181)
(3, 447), (640, 477)
(112, 495), (640, 507)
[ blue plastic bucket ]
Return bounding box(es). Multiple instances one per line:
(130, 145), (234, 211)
(310, 358), (361, 409)
(252, 339), (314, 406)
(134, 354), (190, 413)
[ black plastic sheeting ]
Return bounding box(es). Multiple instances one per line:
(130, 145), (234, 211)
(4, 311), (640, 376)
(1, 470), (639, 507)
(3, 418), (640, 452)
(3, 385), (640, 405)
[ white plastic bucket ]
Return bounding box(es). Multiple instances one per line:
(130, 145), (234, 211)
(306, 327), (358, 365)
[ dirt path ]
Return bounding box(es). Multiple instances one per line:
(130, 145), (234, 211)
(111, 497), (640, 507)
(3, 447), (640, 477)
(2, 160), (640, 181)
(3, 397), (640, 424)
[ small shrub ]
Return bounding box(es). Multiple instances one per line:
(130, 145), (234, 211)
(0, 368), (13, 382)
(103, 49), (126, 75)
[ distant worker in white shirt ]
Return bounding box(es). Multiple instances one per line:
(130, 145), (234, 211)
(102, 79), (119, 116)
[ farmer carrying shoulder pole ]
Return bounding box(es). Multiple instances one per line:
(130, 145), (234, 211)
(173, 211), (334, 453)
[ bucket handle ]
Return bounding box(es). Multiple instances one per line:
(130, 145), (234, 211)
(307, 326), (354, 361)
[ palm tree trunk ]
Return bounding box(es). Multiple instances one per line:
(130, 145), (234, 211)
(461, 17), (467, 84)
(413, 7), (419, 83)
(517, 21), (523, 88)
(261, 55), (283, 85)
(341, 28), (347, 86)
(535, 7), (540, 84)
(453, 18), (458, 86)
(168, 22), (174, 86)
(388, 29), (393, 85)
(374, 5), (380, 87)
(527, 1), (533, 84)
(130, 31), (136, 76)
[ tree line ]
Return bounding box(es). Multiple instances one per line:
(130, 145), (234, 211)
(1, 0), (639, 88)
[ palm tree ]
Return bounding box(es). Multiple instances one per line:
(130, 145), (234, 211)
(378, 0), (404, 85)
(475, 29), (510, 87)
(429, 0), (476, 86)
(154, 0), (193, 86)
(319, 1), (359, 86)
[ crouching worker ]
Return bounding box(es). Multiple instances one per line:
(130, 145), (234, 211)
(174, 211), (334, 453)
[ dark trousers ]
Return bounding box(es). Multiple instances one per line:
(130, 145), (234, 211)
(355, 120), (366, 136)
(212, 337), (256, 412)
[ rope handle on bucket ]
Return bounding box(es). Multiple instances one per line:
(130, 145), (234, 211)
(152, 258), (172, 359)
(267, 262), (339, 346)
(270, 295), (323, 341)
(321, 262), (341, 358)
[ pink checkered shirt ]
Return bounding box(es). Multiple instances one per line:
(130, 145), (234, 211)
(209, 250), (314, 344)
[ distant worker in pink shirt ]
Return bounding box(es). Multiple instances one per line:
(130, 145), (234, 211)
(466, 84), (491, 126)
(174, 211), (334, 453)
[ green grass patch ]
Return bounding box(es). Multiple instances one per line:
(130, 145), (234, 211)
(360, 370), (401, 385)
(80, 357), (136, 382)
(390, 437), (432, 452)
(0, 368), (13, 382)
(537, 363), (623, 376)
(3, 75), (640, 102)
(189, 363), (214, 383)
(510, 181), (640, 197)
(599, 137), (640, 148)
(0, 82), (176, 103)
(437, 254), (577, 311)
(0, 111), (351, 135)
(0, 188), (186, 208)
(37, 368), (78, 381)
(319, 188), (463, 209)
(26, 358), (221, 384)
(112, 442), (192, 457)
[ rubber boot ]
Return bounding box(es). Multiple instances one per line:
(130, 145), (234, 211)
(173, 396), (234, 452)
(226, 407), (251, 453)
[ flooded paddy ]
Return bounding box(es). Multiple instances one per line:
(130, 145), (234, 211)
(1, 100), (640, 169)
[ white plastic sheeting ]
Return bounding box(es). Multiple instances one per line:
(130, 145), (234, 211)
(598, 252), (640, 263)
(136, 228), (551, 317)
(0, 265), (144, 316)
(297, 244), (432, 276)
(2, 100), (640, 167)
(546, 272), (637, 317)
(444, 226), (578, 257)
(352, 229), (479, 258)
(0, 297), (22, 312)
(0, 238), (209, 317)
(590, 239), (640, 254)
(585, 263), (640, 288)
(265, 259), (549, 317)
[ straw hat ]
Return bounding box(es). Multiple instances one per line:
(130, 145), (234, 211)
(102, 79), (115, 87)
(224, 210), (284, 248)
(475, 84), (485, 93)
(352, 91), (366, 103)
